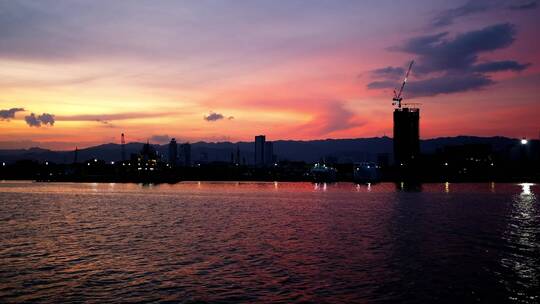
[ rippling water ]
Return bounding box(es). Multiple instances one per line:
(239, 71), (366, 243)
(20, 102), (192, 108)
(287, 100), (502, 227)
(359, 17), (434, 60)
(0, 181), (538, 303)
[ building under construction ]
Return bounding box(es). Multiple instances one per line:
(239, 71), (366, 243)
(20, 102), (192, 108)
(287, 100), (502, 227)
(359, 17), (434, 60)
(394, 107), (419, 166)
(392, 60), (420, 167)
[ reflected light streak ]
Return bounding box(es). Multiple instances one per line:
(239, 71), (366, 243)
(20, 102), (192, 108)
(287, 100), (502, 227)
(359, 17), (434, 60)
(520, 183), (533, 196)
(499, 182), (538, 297)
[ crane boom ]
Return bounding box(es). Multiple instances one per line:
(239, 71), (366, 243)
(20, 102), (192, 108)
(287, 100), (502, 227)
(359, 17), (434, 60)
(392, 60), (414, 108)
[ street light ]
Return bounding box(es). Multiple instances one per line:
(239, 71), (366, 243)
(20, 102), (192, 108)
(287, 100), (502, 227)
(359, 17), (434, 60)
(521, 138), (528, 145)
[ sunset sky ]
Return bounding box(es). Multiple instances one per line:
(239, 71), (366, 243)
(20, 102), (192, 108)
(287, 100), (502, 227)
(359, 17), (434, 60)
(1, 0), (539, 150)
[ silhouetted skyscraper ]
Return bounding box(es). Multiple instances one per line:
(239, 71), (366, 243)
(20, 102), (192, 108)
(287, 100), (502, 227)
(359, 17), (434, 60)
(168, 138), (177, 165)
(264, 141), (273, 165)
(255, 135), (265, 166)
(180, 143), (191, 166)
(393, 107), (420, 166)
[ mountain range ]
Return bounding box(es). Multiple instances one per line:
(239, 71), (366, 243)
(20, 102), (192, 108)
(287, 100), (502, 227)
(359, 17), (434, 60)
(0, 136), (519, 164)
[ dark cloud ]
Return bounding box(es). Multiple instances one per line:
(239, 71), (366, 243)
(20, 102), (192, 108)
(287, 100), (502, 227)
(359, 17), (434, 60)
(508, 1), (537, 10)
(371, 66), (405, 79)
(367, 23), (530, 97)
(38, 113), (55, 125)
(399, 23), (516, 73)
(432, 1), (536, 27)
(150, 134), (170, 144)
(24, 113), (55, 127)
(406, 73), (494, 97)
(0, 108), (25, 120)
(204, 112), (225, 122)
(472, 60), (531, 73)
(24, 114), (41, 127)
(367, 80), (397, 90)
(432, 1), (488, 27)
(228, 116), (234, 120)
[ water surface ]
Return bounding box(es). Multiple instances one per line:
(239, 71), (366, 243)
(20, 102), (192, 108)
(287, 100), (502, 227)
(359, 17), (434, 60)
(0, 181), (538, 303)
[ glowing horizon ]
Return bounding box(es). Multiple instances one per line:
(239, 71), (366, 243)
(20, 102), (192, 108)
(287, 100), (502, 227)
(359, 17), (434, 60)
(1, 0), (539, 150)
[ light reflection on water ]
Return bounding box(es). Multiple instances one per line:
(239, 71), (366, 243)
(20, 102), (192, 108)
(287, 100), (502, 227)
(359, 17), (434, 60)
(499, 183), (539, 303)
(0, 181), (538, 303)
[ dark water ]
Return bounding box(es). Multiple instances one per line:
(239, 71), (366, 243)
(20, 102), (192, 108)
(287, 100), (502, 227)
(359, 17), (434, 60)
(0, 181), (538, 303)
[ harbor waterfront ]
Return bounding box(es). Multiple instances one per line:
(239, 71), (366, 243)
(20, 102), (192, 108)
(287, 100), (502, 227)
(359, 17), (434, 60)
(0, 181), (538, 303)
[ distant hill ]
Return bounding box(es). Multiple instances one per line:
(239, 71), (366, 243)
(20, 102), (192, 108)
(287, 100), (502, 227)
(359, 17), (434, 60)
(0, 136), (519, 164)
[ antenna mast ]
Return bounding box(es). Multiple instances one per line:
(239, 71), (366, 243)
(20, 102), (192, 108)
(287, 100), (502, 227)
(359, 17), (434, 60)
(121, 133), (126, 162)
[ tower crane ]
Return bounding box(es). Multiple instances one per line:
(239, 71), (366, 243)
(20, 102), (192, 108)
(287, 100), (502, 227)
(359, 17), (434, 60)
(392, 60), (414, 109)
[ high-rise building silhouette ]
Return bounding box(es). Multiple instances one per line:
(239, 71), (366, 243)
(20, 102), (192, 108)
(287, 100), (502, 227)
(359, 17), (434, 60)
(255, 135), (265, 166)
(254, 135), (274, 166)
(168, 138), (177, 165)
(180, 143), (191, 166)
(264, 141), (273, 165)
(393, 107), (420, 166)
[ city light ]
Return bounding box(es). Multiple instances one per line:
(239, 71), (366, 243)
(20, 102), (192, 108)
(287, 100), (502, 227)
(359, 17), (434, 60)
(521, 138), (528, 145)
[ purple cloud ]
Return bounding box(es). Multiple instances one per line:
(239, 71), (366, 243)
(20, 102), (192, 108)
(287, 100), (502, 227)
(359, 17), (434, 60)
(25, 113), (55, 127)
(0, 108), (25, 120)
(368, 23), (530, 97)
(204, 112), (225, 122)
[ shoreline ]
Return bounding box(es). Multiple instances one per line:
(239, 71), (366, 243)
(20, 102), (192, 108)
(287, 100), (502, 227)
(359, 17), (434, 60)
(2, 178), (538, 184)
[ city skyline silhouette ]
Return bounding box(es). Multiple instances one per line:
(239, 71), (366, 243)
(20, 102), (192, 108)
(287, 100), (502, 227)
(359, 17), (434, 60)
(1, 2), (539, 303)
(1, 1), (539, 151)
